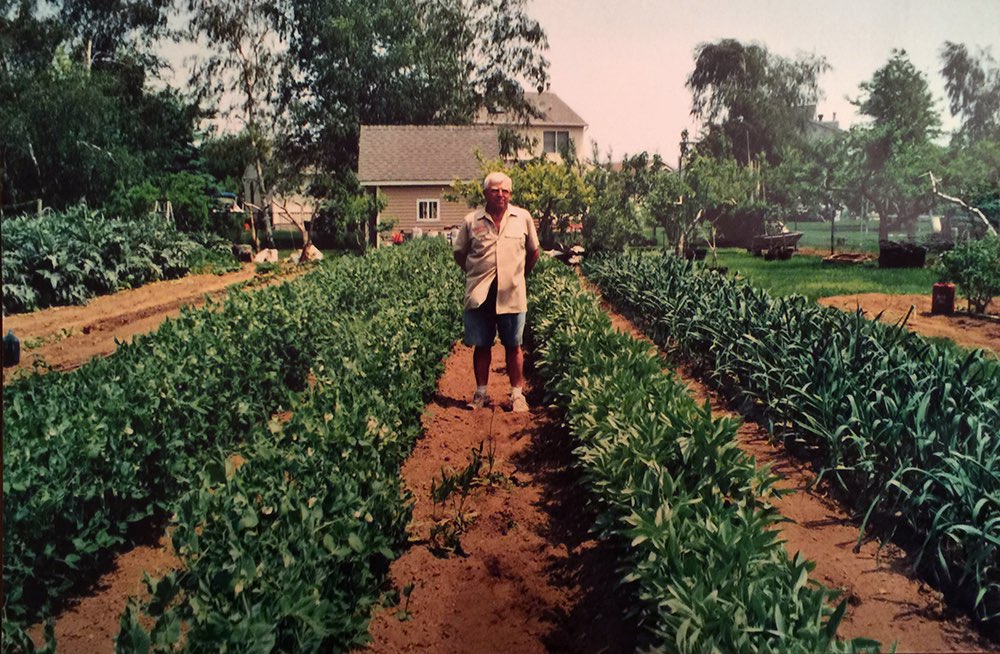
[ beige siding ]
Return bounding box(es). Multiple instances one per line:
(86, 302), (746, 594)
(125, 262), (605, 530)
(378, 185), (475, 235)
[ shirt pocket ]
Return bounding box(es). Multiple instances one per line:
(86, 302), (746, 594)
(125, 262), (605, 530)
(502, 232), (525, 250)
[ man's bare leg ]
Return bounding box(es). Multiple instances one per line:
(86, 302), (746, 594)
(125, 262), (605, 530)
(505, 345), (523, 389)
(473, 345), (492, 387)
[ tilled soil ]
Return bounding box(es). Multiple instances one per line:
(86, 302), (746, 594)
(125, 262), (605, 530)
(2, 265), (257, 381)
(365, 342), (637, 654)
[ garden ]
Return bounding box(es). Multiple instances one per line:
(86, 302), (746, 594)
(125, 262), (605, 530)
(4, 2), (1000, 652)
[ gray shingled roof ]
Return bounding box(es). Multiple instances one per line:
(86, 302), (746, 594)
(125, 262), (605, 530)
(476, 91), (587, 127)
(358, 125), (500, 184)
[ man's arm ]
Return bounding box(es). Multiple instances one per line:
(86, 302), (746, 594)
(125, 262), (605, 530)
(525, 246), (539, 275)
(524, 211), (541, 274)
(452, 221), (470, 272)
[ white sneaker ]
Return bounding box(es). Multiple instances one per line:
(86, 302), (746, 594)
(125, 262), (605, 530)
(467, 391), (493, 410)
(511, 394), (529, 413)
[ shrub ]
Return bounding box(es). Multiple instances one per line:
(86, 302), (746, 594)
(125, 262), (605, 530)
(105, 172), (229, 237)
(939, 233), (1000, 313)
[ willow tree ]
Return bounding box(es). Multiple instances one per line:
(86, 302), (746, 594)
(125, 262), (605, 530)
(185, 0), (288, 250)
(686, 39), (829, 166)
(280, 0), (549, 189)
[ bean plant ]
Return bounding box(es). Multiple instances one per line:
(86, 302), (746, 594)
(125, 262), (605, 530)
(2, 239), (462, 651)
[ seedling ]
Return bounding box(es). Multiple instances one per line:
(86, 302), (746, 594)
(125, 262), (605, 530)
(395, 581), (415, 621)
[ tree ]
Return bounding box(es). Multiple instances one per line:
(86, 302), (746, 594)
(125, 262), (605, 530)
(646, 153), (755, 256)
(199, 130), (259, 193)
(842, 49), (942, 243)
(447, 154), (591, 249)
(280, 0), (549, 191)
(1, 0), (198, 211)
(686, 39), (829, 165)
(940, 42), (1000, 142)
(936, 138), (1000, 233)
(185, 0), (289, 250)
(582, 148), (665, 252)
(767, 137), (844, 223)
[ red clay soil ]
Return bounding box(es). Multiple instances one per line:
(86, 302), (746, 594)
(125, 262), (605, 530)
(28, 537), (179, 652)
(2, 265), (257, 381)
(365, 341), (637, 654)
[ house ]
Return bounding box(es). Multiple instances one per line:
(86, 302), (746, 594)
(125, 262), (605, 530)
(358, 91), (587, 240)
(801, 104), (842, 141)
(358, 125), (501, 238)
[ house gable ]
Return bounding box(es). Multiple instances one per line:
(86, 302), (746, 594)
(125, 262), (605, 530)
(476, 91), (588, 160)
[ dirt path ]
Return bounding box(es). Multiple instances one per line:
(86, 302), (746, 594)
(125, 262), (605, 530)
(365, 341), (636, 653)
(2, 265), (257, 380)
(818, 293), (999, 355)
(29, 537), (179, 652)
(601, 302), (991, 653)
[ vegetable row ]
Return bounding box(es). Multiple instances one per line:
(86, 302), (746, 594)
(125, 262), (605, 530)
(585, 252), (1000, 629)
(2, 239), (462, 651)
(529, 259), (878, 653)
(2, 206), (239, 315)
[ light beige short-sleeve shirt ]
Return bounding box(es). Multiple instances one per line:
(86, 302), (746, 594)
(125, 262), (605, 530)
(453, 204), (540, 313)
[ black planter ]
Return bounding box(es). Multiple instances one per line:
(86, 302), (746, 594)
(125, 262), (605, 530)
(878, 241), (926, 268)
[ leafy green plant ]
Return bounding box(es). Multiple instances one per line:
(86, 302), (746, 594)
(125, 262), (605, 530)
(1, 206), (239, 314)
(3, 238), (463, 650)
(939, 233), (1000, 313)
(585, 250), (1000, 630)
(428, 443), (490, 556)
(395, 582), (416, 622)
(529, 259), (879, 653)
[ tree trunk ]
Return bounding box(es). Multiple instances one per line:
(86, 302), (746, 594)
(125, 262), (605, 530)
(253, 157), (274, 250)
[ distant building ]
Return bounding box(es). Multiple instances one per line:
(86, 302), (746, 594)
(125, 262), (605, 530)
(800, 104), (843, 141)
(357, 91), (587, 240)
(476, 91), (588, 161)
(358, 125), (501, 237)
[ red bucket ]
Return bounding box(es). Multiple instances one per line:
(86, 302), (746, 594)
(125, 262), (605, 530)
(931, 282), (955, 316)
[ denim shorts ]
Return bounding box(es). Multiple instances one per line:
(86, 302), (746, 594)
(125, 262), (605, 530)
(463, 281), (526, 348)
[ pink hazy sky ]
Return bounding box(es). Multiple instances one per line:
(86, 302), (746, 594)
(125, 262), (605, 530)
(529, 0), (1000, 164)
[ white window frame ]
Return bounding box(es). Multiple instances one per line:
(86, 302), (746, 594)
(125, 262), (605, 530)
(417, 198), (440, 222)
(543, 130), (570, 154)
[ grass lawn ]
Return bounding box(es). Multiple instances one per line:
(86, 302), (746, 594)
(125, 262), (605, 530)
(708, 248), (937, 301)
(784, 217), (939, 253)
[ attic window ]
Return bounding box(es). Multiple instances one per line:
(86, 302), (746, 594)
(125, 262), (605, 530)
(543, 130), (569, 153)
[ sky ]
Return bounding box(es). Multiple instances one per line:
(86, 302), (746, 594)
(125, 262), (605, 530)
(527, 0), (1000, 165)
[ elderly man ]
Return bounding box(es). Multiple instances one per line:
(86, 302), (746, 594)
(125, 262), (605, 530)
(453, 171), (540, 412)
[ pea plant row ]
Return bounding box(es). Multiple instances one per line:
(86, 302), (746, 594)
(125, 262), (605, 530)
(584, 252), (1000, 632)
(3, 239), (462, 652)
(529, 259), (879, 653)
